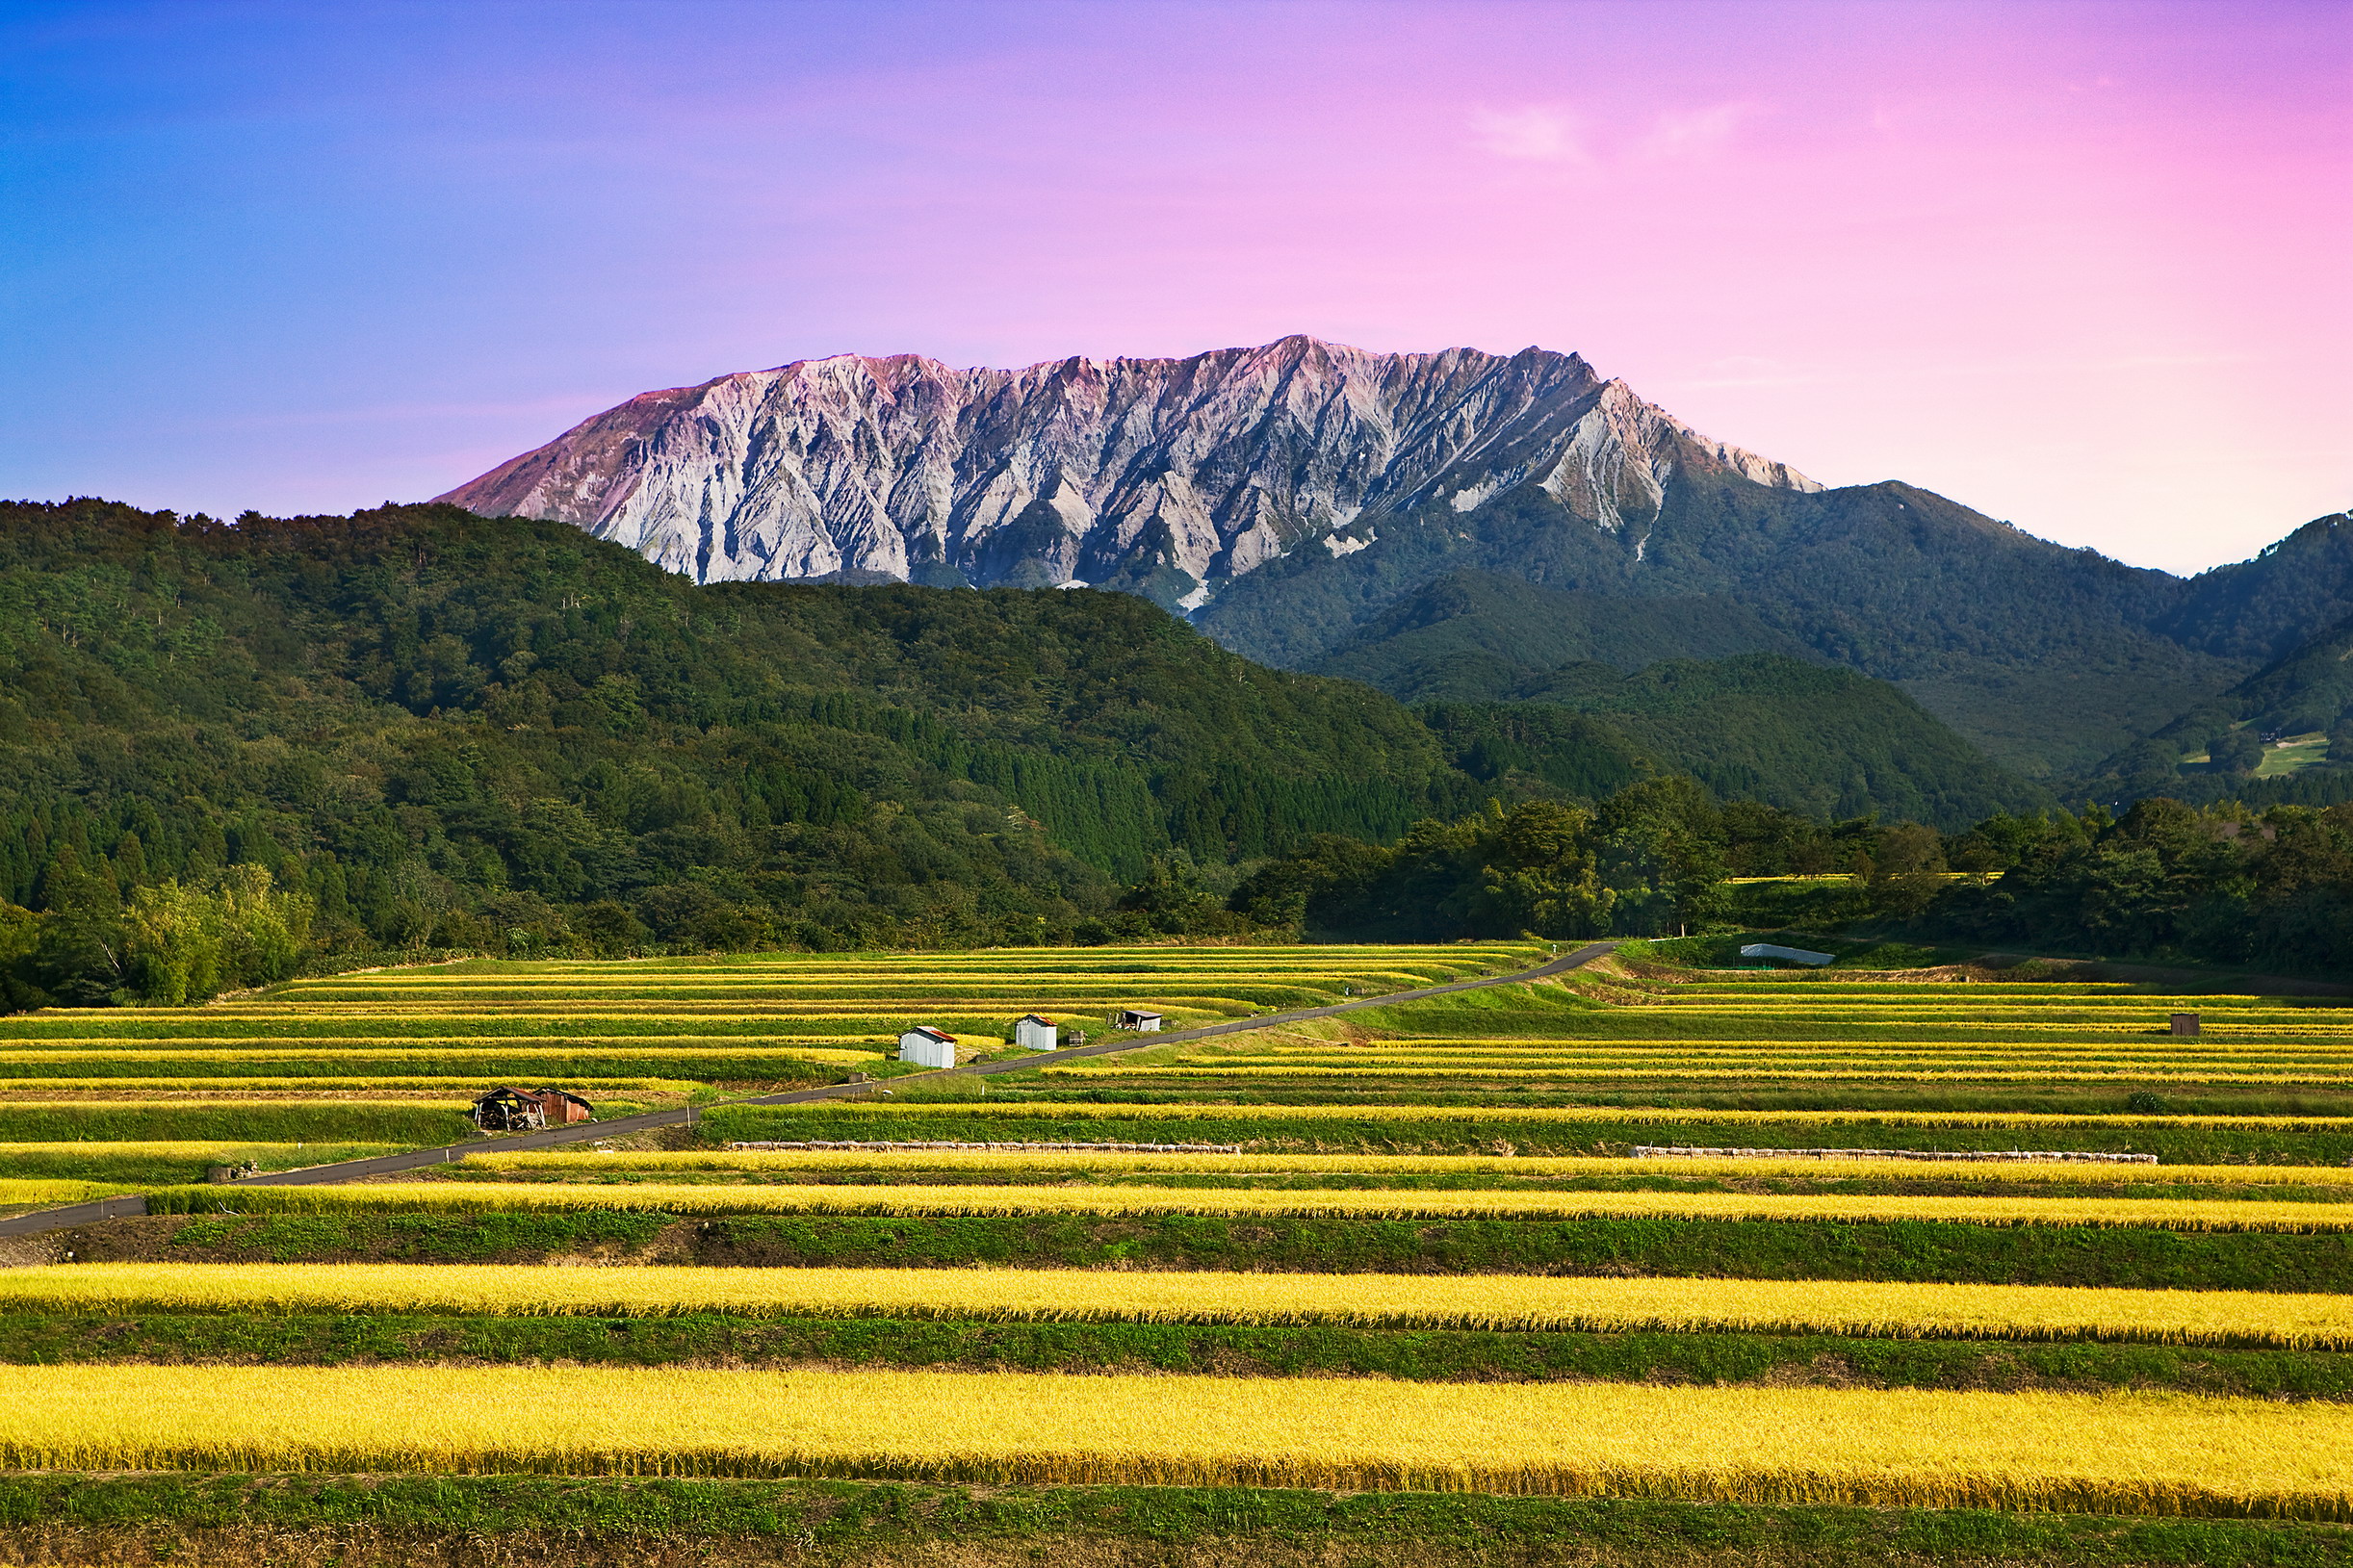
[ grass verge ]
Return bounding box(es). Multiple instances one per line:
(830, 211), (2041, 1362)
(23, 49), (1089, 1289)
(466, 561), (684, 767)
(8, 1312), (2353, 1400)
(699, 1104), (2353, 1163)
(62, 1210), (2353, 1290)
(4, 1472), (2348, 1567)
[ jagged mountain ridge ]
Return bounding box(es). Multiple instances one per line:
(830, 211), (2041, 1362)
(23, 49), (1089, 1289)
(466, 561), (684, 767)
(437, 335), (1820, 604)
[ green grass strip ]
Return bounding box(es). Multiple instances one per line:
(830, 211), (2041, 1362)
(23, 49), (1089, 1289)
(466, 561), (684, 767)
(0, 1473), (2345, 1567)
(702, 1104), (2353, 1164)
(83, 1209), (2353, 1291)
(8, 1312), (2353, 1401)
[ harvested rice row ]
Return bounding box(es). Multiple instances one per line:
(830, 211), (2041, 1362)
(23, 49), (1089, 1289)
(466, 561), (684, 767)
(469, 1148), (2353, 1188)
(14, 1262), (2353, 1350)
(1048, 1065), (2353, 1084)
(703, 1101), (2353, 1131)
(142, 1181), (2353, 1231)
(0, 1366), (2340, 1517)
(0, 1180), (115, 1207)
(0, 1081), (688, 1094)
(0, 1048), (879, 1071)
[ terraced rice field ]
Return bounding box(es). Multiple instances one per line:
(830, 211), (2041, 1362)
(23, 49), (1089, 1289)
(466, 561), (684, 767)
(0, 944), (1537, 1169)
(7, 1364), (2349, 1516)
(1038, 976), (2353, 1101)
(7, 937), (2353, 1564)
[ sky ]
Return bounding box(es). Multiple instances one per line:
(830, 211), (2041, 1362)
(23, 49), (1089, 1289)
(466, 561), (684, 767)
(1, 0), (2346, 577)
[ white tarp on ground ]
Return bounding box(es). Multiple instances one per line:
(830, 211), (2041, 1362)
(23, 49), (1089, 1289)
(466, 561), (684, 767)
(1739, 943), (1837, 966)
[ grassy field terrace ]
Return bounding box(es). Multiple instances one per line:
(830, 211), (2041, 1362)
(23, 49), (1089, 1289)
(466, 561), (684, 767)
(0, 943), (1544, 1181)
(6, 936), (2353, 1565)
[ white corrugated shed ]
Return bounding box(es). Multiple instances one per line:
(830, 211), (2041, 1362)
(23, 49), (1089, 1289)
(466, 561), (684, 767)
(1013, 1015), (1058, 1051)
(897, 1026), (958, 1068)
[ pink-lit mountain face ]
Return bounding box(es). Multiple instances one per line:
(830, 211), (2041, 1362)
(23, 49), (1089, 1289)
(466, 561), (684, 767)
(436, 336), (1820, 608)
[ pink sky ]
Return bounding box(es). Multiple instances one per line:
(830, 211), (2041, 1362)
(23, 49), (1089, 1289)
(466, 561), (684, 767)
(6, 0), (2348, 573)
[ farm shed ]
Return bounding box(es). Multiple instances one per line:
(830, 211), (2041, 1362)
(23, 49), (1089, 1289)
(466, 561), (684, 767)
(1739, 943), (1835, 966)
(1113, 1009), (1164, 1032)
(470, 1088), (594, 1132)
(1013, 1015), (1058, 1051)
(898, 1026), (959, 1068)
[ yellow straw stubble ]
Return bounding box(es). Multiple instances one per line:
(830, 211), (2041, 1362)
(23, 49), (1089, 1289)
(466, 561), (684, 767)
(167, 1180), (2353, 1232)
(0, 1365), (2342, 1518)
(469, 1148), (2353, 1188)
(12, 1262), (2353, 1350)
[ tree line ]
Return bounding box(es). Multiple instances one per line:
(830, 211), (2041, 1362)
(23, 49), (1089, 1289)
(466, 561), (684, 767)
(1212, 785), (2353, 978)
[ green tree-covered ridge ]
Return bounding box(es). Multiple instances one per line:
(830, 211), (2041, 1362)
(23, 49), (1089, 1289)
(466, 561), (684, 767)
(11, 499), (2347, 1001)
(4, 498), (1538, 995)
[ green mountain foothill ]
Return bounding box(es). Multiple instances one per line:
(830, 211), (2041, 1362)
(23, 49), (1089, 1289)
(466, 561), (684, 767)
(2084, 605), (2353, 810)
(6, 496), (2353, 1000)
(0, 497), (1483, 999)
(0, 497), (2011, 1006)
(1203, 478), (2353, 784)
(1310, 573), (2051, 828)
(1305, 571), (1815, 696)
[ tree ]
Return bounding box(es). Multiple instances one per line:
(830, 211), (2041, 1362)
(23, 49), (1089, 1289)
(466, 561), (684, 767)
(1117, 853), (1237, 936)
(120, 865), (315, 1005)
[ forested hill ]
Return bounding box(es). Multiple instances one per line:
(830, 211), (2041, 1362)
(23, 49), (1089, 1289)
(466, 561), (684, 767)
(0, 497), (2083, 1007)
(1, 498), (1510, 982)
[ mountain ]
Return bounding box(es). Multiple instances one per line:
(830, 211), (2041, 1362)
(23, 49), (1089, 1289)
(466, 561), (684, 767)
(437, 336), (1820, 606)
(2159, 514), (2353, 662)
(443, 339), (2353, 784)
(2220, 614), (2353, 740)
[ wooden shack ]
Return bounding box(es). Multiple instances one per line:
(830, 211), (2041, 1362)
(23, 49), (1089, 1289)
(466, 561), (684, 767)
(531, 1089), (595, 1124)
(1013, 1014), (1058, 1051)
(898, 1025), (959, 1068)
(470, 1087), (594, 1132)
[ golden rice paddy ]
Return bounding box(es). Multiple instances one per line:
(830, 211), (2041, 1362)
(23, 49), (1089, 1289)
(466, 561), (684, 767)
(470, 1147), (2353, 1188)
(160, 1179), (2353, 1230)
(14, 1262), (2352, 1350)
(740, 1099), (2353, 1131)
(0, 1365), (2342, 1517)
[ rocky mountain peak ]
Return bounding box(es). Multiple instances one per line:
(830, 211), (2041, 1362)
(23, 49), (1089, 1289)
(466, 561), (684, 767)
(436, 337), (1820, 607)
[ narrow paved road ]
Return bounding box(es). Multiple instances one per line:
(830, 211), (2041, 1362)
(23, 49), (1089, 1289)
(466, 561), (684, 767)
(0, 940), (1619, 1231)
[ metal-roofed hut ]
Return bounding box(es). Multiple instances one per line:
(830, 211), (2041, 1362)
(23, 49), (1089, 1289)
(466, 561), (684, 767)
(898, 1026), (959, 1068)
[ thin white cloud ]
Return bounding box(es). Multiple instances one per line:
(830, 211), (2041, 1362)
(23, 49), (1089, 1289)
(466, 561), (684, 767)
(1471, 101), (1753, 169)
(1467, 104), (1590, 165)
(1642, 102), (1749, 162)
